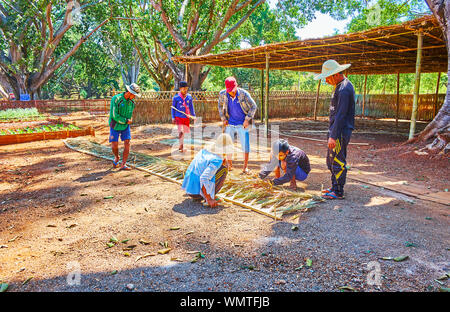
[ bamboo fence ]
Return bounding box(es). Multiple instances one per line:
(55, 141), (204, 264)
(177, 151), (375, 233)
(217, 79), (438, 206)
(0, 99), (109, 115)
(0, 91), (444, 123)
(131, 91), (444, 124)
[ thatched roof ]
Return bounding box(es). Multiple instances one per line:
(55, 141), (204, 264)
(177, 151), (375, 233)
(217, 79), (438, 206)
(173, 15), (447, 75)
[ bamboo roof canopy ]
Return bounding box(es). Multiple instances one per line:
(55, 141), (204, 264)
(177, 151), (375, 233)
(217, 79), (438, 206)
(173, 15), (447, 75)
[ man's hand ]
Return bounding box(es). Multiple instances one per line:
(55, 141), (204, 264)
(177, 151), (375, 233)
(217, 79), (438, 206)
(172, 118), (175, 124)
(243, 119), (249, 129)
(127, 118), (132, 124)
(223, 120), (228, 127)
(328, 137), (336, 150)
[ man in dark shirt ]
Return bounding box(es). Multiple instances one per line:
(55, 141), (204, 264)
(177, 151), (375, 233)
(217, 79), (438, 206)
(259, 139), (311, 190)
(315, 60), (355, 199)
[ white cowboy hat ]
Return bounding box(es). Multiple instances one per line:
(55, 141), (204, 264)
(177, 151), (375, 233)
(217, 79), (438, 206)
(314, 60), (351, 81)
(126, 83), (142, 97)
(209, 133), (236, 155)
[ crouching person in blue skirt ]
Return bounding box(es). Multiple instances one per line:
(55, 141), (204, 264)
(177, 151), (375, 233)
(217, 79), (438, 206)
(182, 133), (234, 208)
(259, 139), (311, 191)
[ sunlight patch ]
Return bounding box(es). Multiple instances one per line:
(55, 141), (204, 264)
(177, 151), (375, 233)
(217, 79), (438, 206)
(364, 196), (395, 207)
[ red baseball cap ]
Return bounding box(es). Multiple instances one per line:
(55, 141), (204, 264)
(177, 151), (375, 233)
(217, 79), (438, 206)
(225, 77), (237, 93)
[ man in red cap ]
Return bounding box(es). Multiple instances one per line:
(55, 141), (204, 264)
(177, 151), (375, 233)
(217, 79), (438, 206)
(218, 76), (257, 174)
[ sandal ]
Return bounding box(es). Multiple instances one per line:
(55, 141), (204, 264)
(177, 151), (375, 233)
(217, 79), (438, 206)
(321, 187), (333, 194)
(119, 165), (132, 171)
(322, 191), (344, 200)
(112, 159), (120, 168)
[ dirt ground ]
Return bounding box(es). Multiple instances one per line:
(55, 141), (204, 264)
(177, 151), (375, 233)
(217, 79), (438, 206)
(0, 113), (448, 292)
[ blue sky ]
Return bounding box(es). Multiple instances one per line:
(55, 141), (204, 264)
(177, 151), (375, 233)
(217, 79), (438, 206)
(267, 0), (352, 40)
(295, 12), (352, 40)
(239, 6), (352, 49)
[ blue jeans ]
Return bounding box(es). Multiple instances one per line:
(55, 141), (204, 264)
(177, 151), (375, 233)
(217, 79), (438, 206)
(225, 124), (250, 153)
(280, 165), (308, 182)
(294, 166), (308, 181)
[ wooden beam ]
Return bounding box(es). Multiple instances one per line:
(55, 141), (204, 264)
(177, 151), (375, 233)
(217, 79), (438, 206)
(409, 30), (423, 140)
(396, 72), (400, 127)
(313, 79), (321, 120)
(260, 69), (264, 123)
(362, 74), (367, 119)
(434, 72), (441, 117)
(264, 53), (270, 137)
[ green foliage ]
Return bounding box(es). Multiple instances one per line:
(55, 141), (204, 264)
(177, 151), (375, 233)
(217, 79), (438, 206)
(347, 0), (430, 32)
(0, 108), (44, 121)
(1, 123), (80, 135)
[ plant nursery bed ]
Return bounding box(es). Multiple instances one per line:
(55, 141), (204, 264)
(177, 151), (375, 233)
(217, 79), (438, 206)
(0, 125), (94, 145)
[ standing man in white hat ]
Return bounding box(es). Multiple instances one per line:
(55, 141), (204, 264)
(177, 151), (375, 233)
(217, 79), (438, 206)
(109, 83), (141, 170)
(315, 60), (355, 200)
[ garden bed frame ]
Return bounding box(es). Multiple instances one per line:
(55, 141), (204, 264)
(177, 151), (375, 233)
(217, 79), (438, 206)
(0, 126), (94, 145)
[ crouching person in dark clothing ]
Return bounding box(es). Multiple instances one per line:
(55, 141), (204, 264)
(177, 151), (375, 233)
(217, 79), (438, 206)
(259, 139), (311, 190)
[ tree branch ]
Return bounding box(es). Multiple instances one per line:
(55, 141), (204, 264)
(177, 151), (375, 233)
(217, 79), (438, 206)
(200, 0), (241, 54)
(127, 5), (162, 84)
(46, 2), (53, 41)
(150, 0), (188, 51)
(217, 0), (264, 44)
(31, 17), (110, 91)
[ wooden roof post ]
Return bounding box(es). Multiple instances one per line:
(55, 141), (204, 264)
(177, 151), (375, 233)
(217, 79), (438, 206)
(362, 74), (367, 119)
(396, 72), (400, 127)
(409, 30), (423, 140)
(314, 79), (321, 121)
(264, 53), (270, 137)
(434, 72), (441, 118)
(185, 64), (188, 81)
(260, 69), (264, 123)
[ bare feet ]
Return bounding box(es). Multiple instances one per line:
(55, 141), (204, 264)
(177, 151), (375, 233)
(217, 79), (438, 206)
(240, 168), (251, 175)
(289, 181), (297, 191)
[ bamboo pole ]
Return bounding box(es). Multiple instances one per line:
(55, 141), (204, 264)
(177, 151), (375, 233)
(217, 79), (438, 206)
(434, 72), (441, 117)
(185, 64), (188, 81)
(264, 54), (270, 137)
(409, 30), (423, 140)
(362, 74), (367, 119)
(396, 73), (400, 127)
(260, 69), (264, 123)
(313, 79), (321, 120)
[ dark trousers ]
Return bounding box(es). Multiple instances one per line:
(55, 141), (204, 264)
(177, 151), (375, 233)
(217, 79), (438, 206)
(326, 131), (351, 196)
(189, 165), (228, 200)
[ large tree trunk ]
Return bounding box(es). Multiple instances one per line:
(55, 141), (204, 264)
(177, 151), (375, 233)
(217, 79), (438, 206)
(187, 63), (210, 90)
(412, 0), (450, 153)
(120, 53), (140, 86)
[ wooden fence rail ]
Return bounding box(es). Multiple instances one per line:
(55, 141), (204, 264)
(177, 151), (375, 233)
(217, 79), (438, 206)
(0, 91), (444, 124)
